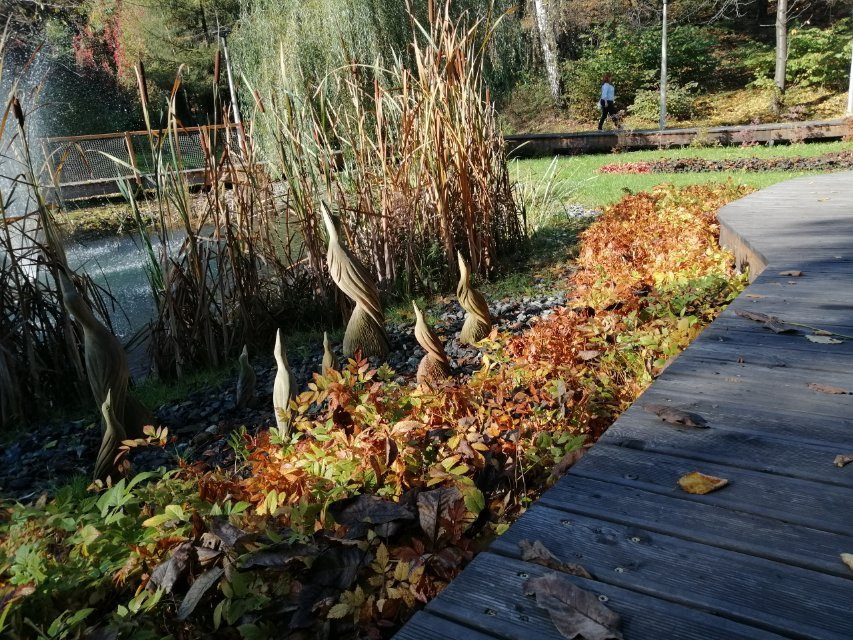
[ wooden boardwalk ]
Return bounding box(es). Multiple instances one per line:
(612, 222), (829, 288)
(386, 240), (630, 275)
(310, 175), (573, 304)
(396, 172), (853, 640)
(505, 118), (848, 157)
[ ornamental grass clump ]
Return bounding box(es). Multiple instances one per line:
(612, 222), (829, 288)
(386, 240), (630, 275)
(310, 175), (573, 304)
(252, 1), (524, 297)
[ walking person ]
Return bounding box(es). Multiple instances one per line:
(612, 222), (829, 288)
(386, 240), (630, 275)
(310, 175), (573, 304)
(598, 74), (620, 130)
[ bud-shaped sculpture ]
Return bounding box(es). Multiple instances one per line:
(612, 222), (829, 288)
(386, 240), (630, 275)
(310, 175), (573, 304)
(236, 345), (256, 408)
(273, 329), (296, 433)
(322, 331), (337, 374)
(93, 389), (127, 482)
(59, 270), (151, 439)
(321, 203), (390, 359)
(412, 302), (451, 385)
(456, 251), (492, 344)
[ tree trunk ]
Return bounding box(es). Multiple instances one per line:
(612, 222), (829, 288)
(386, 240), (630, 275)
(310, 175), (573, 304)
(756, 0), (768, 27)
(534, 0), (562, 107)
(773, 0), (788, 115)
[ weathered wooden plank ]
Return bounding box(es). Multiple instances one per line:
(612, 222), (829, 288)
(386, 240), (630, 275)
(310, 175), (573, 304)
(634, 385), (853, 446)
(600, 405), (850, 487)
(698, 317), (853, 356)
(422, 553), (788, 640)
(648, 364), (853, 421)
(538, 475), (852, 577)
(394, 611), (499, 640)
(489, 506), (853, 640)
(567, 444), (853, 534)
(680, 340), (853, 375)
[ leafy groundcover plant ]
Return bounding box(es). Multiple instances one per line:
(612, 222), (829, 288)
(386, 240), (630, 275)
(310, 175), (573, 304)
(0, 183), (749, 640)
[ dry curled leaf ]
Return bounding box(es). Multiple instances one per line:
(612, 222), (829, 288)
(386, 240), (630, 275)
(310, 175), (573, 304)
(519, 540), (592, 579)
(643, 404), (708, 428)
(678, 471), (728, 494)
(578, 350), (601, 361)
(833, 455), (853, 468)
(808, 383), (849, 395)
(525, 573), (623, 640)
(841, 553), (853, 572)
(778, 270), (803, 277)
(550, 446), (589, 482)
(735, 309), (772, 323)
(805, 334), (844, 344)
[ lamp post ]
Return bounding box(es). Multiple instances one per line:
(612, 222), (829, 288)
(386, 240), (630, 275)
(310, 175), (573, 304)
(659, 0), (668, 130)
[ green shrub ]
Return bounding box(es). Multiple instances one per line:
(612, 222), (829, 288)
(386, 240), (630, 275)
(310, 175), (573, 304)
(746, 20), (852, 90)
(787, 20), (852, 90)
(629, 82), (698, 121)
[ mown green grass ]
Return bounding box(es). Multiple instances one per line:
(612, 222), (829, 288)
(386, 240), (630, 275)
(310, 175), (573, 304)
(512, 140), (853, 210)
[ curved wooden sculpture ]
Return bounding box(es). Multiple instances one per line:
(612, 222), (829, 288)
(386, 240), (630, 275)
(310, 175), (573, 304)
(321, 203), (390, 359)
(236, 345), (257, 408)
(412, 302), (451, 385)
(322, 331), (338, 374)
(273, 329), (297, 433)
(94, 389), (126, 482)
(59, 270), (151, 439)
(456, 251), (492, 345)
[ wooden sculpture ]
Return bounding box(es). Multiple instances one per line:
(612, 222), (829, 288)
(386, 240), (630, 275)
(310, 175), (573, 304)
(322, 331), (337, 374)
(93, 389), (126, 481)
(59, 270), (151, 439)
(321, 203), (390, 359)
(412, 302), (451, 385)
(272, 329), (297, 433)
(456, 251), (492, 344)
(235, 345), (257, 408)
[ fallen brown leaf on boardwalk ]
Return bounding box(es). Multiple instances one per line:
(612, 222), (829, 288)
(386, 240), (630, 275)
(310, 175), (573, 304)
(778, 270), (803, 276)
(525, 573), (623, 640)
(643, 403), (708, 428)
(744, 293), (766, 299)
(841, 553), (853, 572)
(734, 309), (796, 334)
(834, 455), (853, 468)
(805, 334), (844, 344)
(735, 309), (772, 323)
(519, 539), (592, 579)
(808, 383), (849, 395)
(550, 446), (590, 482)
(678, 472), (728, 494)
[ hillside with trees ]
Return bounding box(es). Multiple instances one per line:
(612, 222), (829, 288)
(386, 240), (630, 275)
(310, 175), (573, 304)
(2, 0), (850, 139)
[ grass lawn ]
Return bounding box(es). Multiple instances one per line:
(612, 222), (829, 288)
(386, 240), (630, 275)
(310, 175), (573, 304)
(512, 140), (853, 214)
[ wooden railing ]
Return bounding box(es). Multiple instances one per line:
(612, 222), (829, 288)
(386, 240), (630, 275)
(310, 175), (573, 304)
(40, 123), (244, 191)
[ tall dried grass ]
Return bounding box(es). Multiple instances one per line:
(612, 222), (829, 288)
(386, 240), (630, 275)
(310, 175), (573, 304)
(253, 0), (525, 296)
(0, 29), (99, 428)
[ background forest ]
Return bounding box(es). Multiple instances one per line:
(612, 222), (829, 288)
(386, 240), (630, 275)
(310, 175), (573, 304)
(3, 0), (852, 142)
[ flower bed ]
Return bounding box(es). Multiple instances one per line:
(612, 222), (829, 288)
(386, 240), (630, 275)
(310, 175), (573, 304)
(0, 183), (750, 639)
(598, 150), (853, 174)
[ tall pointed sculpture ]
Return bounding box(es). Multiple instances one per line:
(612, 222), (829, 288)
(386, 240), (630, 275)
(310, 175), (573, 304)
(236, 345), (256, 409)
(412, 302), (451, 386)
(273, 329), (297, 434)
(456, 251), (492, 345)
(59, 270), (151, 440)
(93, 389), (126, 482)
(322, 331), (338, 374)
(321, 203), (390, 359)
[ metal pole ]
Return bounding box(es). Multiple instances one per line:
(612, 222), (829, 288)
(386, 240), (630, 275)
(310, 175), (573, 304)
(659, 0), (667, 130)
(220, 34), (248, 158)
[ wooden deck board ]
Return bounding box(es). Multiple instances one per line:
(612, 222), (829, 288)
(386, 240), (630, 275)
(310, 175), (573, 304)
(489, 506), (852, 640)
(395, 173), (853, 640)
(423, 553), (789, 640)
